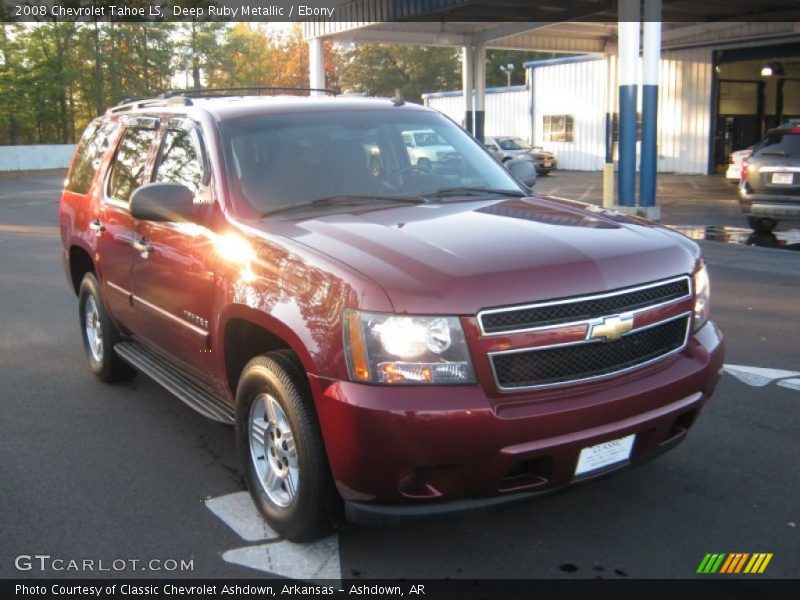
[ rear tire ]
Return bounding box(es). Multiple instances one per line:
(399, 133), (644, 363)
(747, 216), (778, 233)
(78, 273), (136, 383)
(236, 351), (342, 542)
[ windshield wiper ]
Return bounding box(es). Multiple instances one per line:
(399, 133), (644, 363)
(260, 194), (426, 217)
(423, 186), (526, 200)
(759, 151), (788, 157)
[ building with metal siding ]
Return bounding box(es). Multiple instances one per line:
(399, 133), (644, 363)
(305, 11), (800, 200)
(530, 56), (608, 172)
(423, 34), (800, 174)
(422, 86), (531, 141)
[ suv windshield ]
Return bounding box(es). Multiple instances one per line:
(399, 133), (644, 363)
(221, 109), (523, 217)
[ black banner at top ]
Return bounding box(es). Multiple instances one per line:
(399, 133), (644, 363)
(2, 0), (800, 23)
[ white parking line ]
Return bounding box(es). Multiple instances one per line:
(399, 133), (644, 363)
(222, 538), (341, 580)
(205, 491), (341, 579)
(578, 185), (595, 200)
(777, 378), (800, 392)
(206, 491), (279, 542)
(722, 364), (800, 387)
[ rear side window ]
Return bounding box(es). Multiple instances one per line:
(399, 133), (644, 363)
(754, 132), (800, 159)
(107, 128), (157, 203)
(66, 121), (118, 194)
(154, 128), (206, 200)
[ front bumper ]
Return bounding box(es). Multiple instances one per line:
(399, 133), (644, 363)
(739, 186), (800, 221)
(310, 321), (724, 517)
(534, 159), (556, 172)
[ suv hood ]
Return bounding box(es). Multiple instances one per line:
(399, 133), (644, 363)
(261, 196), (699, 314)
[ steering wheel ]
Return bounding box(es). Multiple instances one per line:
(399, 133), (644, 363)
(387, 165), (428, 186)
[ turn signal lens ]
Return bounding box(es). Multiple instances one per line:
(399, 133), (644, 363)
(693, 262), (711, 331)
(345, 310), (371, 382)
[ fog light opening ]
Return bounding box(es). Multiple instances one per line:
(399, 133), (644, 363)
(499, 456), (552, 492)
(664, 410), (698, 444)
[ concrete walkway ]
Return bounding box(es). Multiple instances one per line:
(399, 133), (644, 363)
(534, 171), (749, 229)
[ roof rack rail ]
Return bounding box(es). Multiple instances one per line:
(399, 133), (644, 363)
(106, 95), (192, 115)
(161, 86), (340, 98)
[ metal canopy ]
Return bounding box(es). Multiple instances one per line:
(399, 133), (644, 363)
(304, 0), (800, 50)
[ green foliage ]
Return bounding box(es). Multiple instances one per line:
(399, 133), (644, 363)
(336, 44), (461, 103)
(0, 19), (558, 145)
(485, 49), (560, 87)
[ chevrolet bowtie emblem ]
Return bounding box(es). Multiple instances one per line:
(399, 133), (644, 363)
(588, 315), (634, 342)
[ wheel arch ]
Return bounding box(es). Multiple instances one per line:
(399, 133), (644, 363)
(68, 244), (95, 295)
(219, 305), (319, 401)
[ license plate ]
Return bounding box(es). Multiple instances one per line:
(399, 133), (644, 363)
(543, 162), (551, 167)
(575, 434), (636, 476)
(772, 172), (794, 184)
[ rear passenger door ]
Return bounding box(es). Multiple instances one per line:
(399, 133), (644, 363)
(99, 118), (159, 333)
(131, 118), (214, 380)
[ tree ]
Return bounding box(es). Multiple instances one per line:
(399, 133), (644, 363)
(209, 23), (278, 88)
(485, 49), (560, 87)
(336, 44), (461, 103)
(170, 1), (228, 90)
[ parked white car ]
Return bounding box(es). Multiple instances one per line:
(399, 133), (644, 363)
(725, 146), (753, 180)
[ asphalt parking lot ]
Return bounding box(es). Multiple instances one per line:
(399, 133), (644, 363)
(0, 171), (797, 581)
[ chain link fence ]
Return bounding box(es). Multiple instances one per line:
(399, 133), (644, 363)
(0, 145), (76, 172)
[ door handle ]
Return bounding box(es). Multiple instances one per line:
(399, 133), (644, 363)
(89, 219), (105, 234)
(132, 238), (152, 258)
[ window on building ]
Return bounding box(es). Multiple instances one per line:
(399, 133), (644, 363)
(543, 115), (574, 143)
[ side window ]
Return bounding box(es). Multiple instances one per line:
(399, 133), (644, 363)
(107, 128), (157, 203)
(66, 121), (118, 194)
(154, 128), (206, 200)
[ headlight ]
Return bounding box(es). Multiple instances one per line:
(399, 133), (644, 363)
(344, 310), (476, 385)
(693, 261), (711, 331)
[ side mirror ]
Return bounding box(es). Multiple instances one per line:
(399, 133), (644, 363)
(130, 182), (198, 223)
(506, 158), (537, 188)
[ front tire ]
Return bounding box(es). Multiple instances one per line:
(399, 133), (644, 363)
(78, 273), (136, 382)
(236, 352), (342, 542)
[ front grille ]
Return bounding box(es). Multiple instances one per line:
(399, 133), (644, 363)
(491, 315), (689, 390)
(480, 277), (690, 334)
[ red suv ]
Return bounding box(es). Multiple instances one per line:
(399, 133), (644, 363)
(60, 90), (724, 541)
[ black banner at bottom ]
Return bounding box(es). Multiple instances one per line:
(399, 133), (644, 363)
(3, 579), (799, 600)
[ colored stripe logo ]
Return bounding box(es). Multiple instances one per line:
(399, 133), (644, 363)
(697, 553), (773, 574)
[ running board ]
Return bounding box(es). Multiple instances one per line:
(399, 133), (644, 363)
(114, 341), (234, 425)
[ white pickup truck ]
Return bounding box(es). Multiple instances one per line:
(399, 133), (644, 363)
(402, 129), (462, 174)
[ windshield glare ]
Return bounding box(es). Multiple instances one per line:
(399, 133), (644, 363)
(221, 109), (523, 216)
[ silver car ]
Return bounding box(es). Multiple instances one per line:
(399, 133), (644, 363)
(484, 136), (557, 175)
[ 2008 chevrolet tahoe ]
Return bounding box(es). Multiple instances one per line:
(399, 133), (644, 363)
(60, 90), (724, 541)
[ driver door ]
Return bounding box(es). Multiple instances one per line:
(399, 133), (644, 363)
(131, 119), (214, 381)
